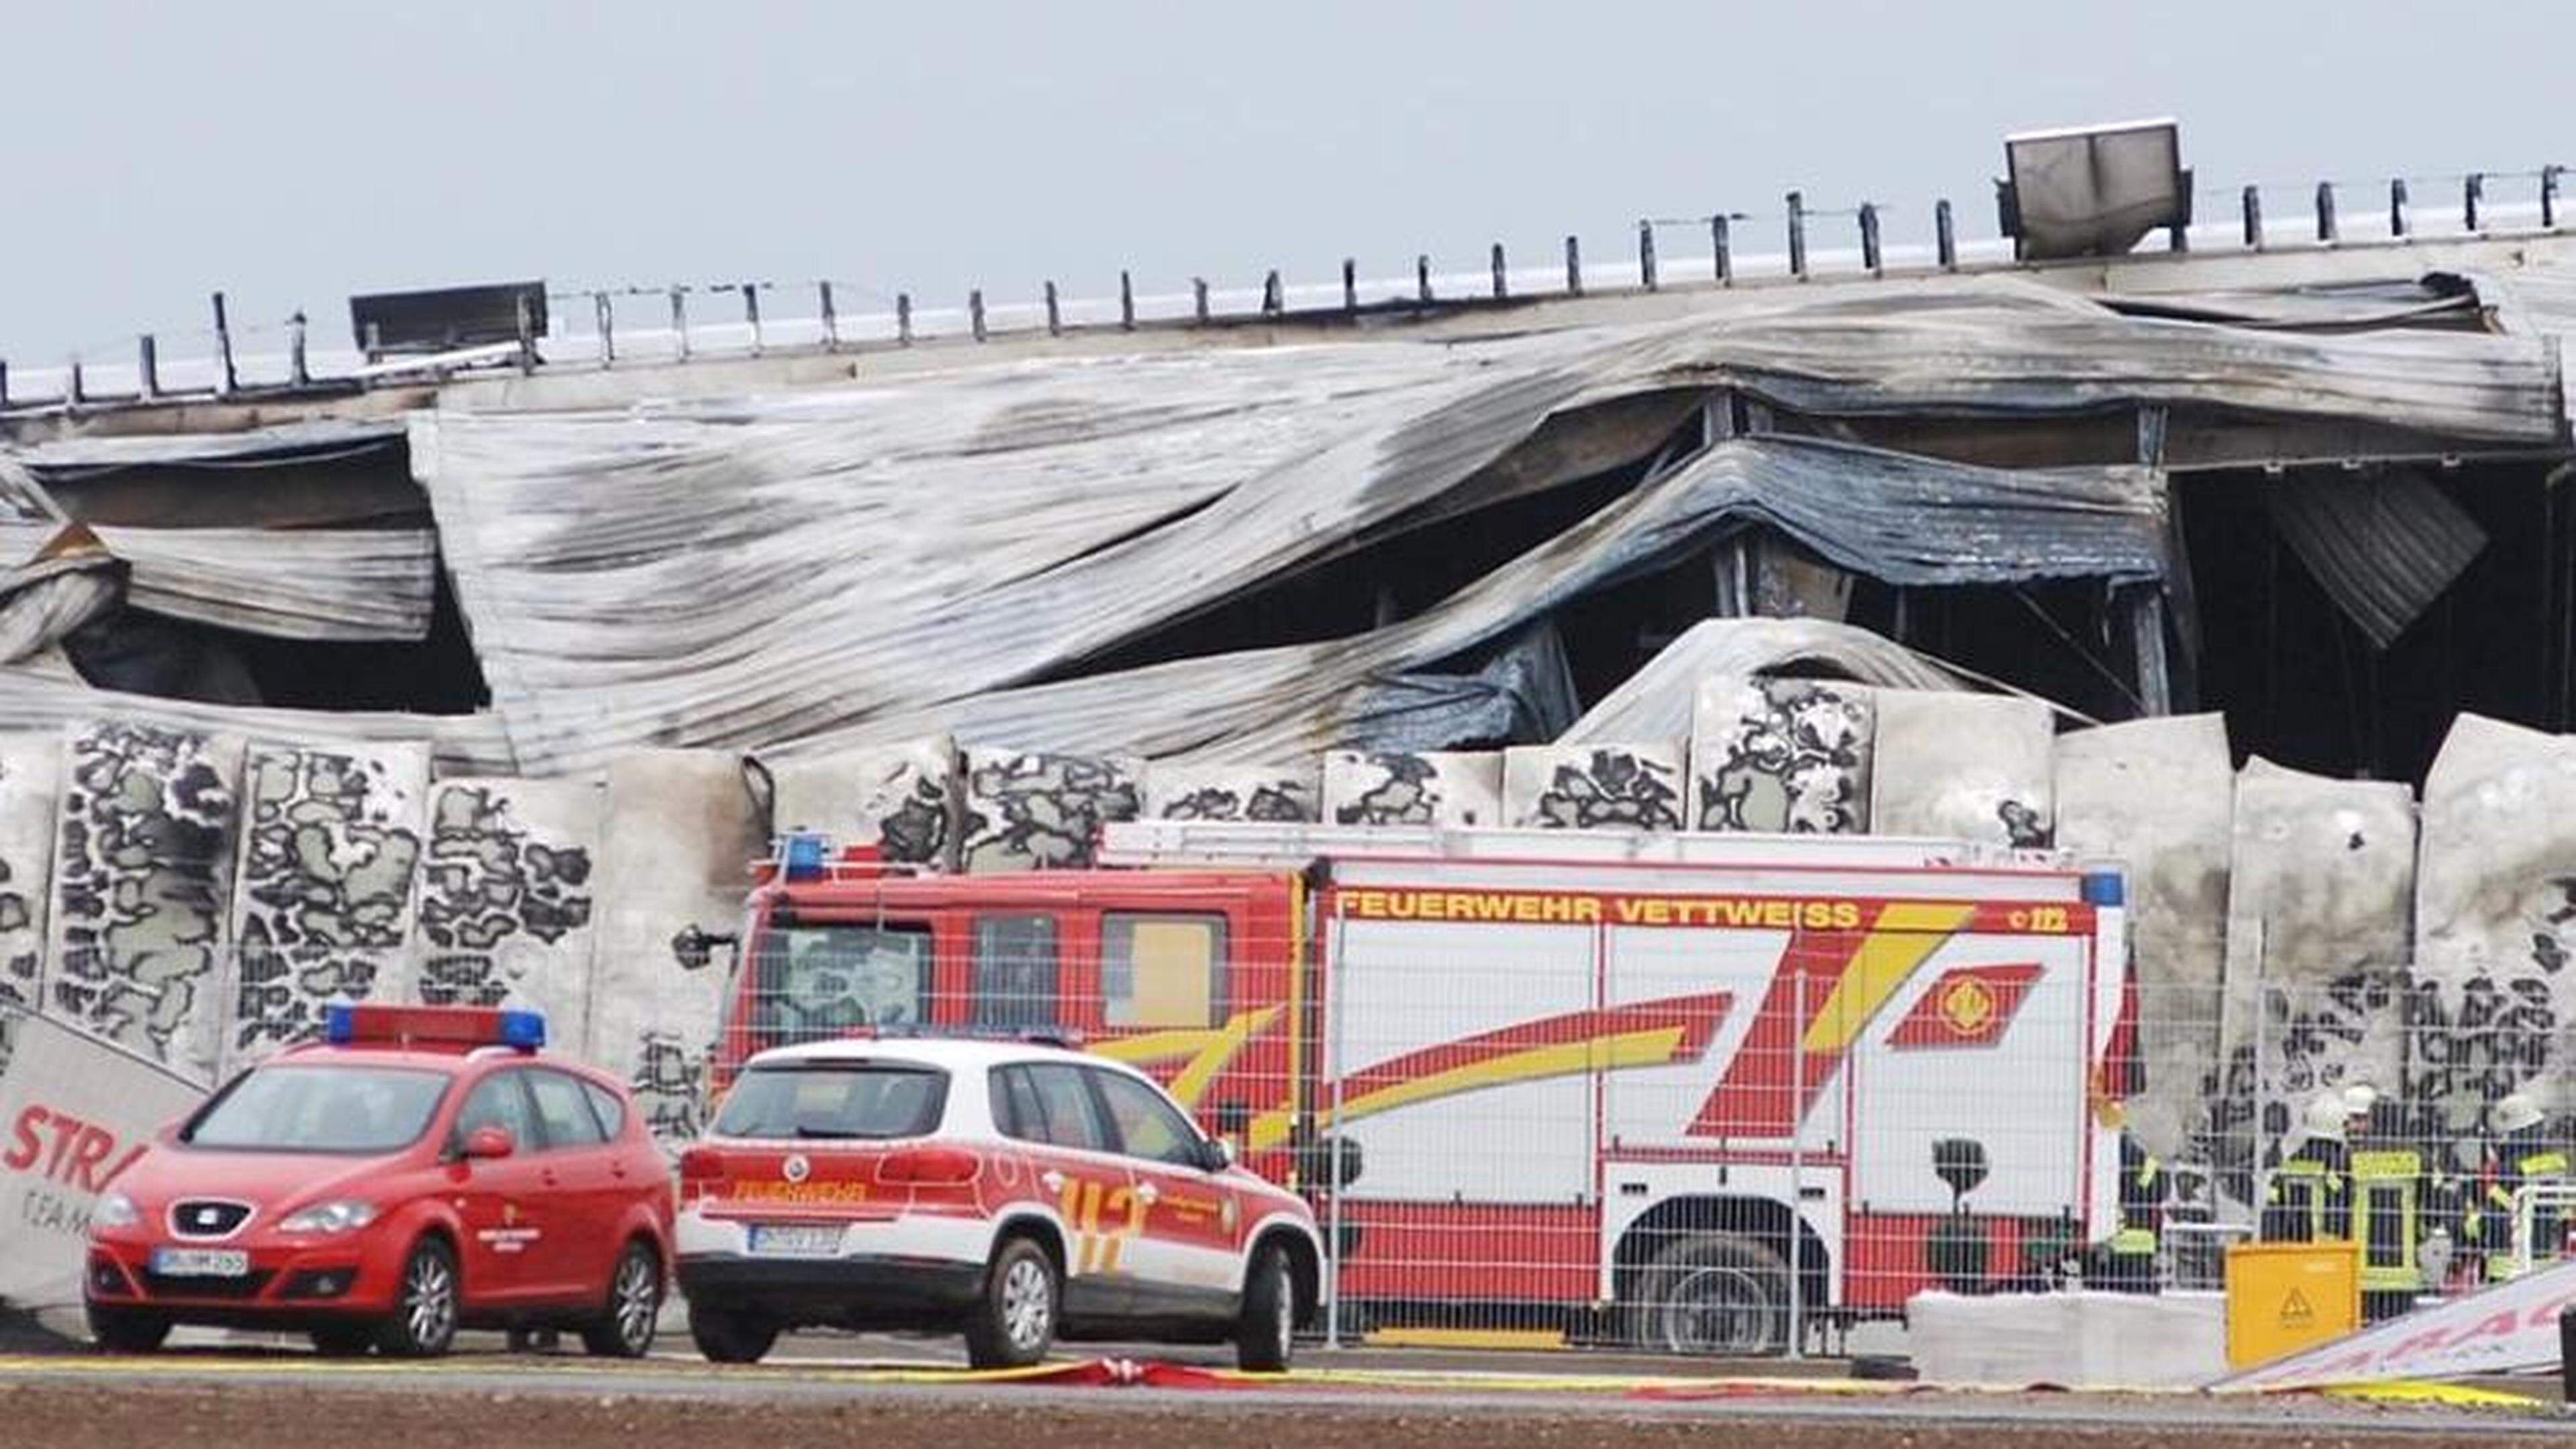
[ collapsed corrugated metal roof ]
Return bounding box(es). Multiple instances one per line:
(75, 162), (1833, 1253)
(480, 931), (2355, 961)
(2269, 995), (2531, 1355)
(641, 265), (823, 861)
(93, 525), (435, 641)
(411, 276), (2563, 773)
(681, 435), (2159, 767)
(0, 460), (122, 664)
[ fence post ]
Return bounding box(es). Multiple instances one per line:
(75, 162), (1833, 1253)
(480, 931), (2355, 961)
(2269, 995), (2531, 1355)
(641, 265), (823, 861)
(2465, 172), (2485, 232)
(1342, 258), (1358, 313)
(1192, 278), (1210, 323)
(1324, 910), (1348, 1349)
(66, 354), (84, 406)
(2241, 185), (2263, 250)
(1261, 269), (1283, 317)
(289, 311), (311, 386)
(1638, 220), (1658, 291)
(211, 291), (237, 394)
(1120, 270), (1136, 331)
(2390, 178), (2411, 238)
(137, 334), (159, 399)
(1788, 967), (1807, 1359)
(741, 284), (763, 356)
(2546, 166), (2565, 230)
(1416, 254), (1432, 304)
(1935, 199), (1957, 271)
(969, 289), (987, 341)
(1564, 233), (1582, 296)
(1713, 214), (1733, 284)
(0, 360), (9, 409)
(1490, 243), (1507, 299)
(818, 281), (839, 352)
(1044, 280), (1061, 337)
(515, 294), (535, 374)
(669, 286), (690, 361)
(1786, 192), (1807, 279)
(896, 292), (913, 345)
(1858, 203), (1882, 276)
(2316, 182), (2338, 244)
(594, 292), (614, 365)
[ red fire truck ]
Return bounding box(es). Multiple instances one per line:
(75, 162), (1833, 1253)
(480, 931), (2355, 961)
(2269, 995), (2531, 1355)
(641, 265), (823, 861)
(711, 820), (2133, 1352)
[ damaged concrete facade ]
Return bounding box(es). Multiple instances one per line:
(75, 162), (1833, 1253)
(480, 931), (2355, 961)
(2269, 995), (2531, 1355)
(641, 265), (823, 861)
(5, 208), (2576, 1221)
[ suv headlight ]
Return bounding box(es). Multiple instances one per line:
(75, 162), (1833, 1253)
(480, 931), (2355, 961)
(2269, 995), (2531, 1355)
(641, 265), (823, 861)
(93, 1192), (138, 1230)
(278, 1200), (380, 1234)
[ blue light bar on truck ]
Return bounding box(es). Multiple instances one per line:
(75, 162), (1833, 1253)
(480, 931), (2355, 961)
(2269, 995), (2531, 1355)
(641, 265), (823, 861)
(780, 831), (832, 882)
(2081, 871), (2126, 908)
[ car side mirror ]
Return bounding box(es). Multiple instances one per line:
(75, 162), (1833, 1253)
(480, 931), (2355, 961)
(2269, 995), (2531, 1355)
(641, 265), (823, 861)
(462, 1125), (517, 1161)
(1199, 1137), (1236, 1173)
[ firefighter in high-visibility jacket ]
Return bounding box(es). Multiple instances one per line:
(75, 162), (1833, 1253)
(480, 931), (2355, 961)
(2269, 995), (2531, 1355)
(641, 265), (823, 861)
(2348, 1087), (2427, 1321)
(2482, 1093), (2569, 1281)
(2263, 1093), (2354, 1243)
(2103, 1134), (2166, 1292)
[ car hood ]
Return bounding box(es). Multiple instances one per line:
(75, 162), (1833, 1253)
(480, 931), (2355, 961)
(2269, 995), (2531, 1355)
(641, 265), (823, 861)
(115, 1145), (413, 1212)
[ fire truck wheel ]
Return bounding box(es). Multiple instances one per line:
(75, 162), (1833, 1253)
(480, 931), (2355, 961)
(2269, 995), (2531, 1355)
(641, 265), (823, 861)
(1235, 1243), (1295, 1372)
(87, 1306), (170, 1354)
(1630, 1232), (1790, 1356)
(966, 1236), (1060, 1370)
(687, 1302), (779, 1364)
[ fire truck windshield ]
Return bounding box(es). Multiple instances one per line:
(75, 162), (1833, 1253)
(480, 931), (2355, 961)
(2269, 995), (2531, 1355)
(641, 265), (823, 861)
(749, 923), (934, 1049)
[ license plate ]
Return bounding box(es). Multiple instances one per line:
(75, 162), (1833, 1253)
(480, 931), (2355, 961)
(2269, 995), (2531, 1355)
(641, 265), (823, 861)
(150, 1246), (251, 1277)
(748, 1223), (842, 1258)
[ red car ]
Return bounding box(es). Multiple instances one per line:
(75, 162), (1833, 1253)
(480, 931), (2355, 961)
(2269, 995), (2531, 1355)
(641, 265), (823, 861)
(84, 1005), (674, 1358)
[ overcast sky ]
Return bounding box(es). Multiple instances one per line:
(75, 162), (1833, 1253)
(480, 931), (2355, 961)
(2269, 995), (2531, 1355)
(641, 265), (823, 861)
(9, 0), (2575, 364)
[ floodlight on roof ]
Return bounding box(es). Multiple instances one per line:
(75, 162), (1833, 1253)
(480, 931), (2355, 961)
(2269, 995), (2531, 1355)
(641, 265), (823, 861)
(1996, 119), (2191, 261)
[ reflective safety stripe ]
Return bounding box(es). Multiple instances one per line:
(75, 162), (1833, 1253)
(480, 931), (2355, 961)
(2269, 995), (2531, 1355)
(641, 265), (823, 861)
(2519, 1152), (2569, 1178)
(2109, 1228), (2157, 1256)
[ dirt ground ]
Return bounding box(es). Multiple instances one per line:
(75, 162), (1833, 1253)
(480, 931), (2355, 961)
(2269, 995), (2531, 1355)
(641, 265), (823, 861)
(0, 1379), (2551, 1449)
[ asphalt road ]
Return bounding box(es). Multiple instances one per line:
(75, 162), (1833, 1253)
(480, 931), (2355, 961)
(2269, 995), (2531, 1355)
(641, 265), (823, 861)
(0, 1342), (2564, 1448)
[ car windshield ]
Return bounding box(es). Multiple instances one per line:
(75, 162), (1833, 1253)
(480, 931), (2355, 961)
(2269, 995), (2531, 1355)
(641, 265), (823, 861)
(713, 1063), (947, 1140)
(184, 1065), (451, 1154)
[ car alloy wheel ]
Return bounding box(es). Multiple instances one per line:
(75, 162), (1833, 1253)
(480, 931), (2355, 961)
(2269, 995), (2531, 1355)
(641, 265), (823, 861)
(1001, 1252), (1053, 1352)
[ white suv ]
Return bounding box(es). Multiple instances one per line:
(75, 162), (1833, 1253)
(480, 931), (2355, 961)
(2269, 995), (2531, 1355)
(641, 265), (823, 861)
(675, 1034), (1322, 1369)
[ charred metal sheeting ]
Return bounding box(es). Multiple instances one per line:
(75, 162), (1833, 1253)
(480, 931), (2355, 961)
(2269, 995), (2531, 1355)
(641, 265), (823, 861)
(618, 437), (2157, 770)
(93, 525), (437, 641)
(2096, 282), (2478, 331)
(6, 421), (407, 475)
(421, 281), (2425, 773)
(2261, 469), (2485, 649)
(2432, 266), (2576, 429)
(1648, 439), (2166, 587)
(0, 461), (123, 663)
(0, 665), (515, 777)
(1560, 618), (1987, 745)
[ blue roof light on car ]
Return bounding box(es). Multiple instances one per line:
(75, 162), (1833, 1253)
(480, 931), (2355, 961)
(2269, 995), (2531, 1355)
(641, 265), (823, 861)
(319, 1004), (547, 1051)
(498, 1009), (547, 1051)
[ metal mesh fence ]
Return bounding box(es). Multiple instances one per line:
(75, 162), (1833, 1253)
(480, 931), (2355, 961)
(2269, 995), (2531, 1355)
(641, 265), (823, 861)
(698, 876), (2576, 1357)
(25, 902), (2571, 1357)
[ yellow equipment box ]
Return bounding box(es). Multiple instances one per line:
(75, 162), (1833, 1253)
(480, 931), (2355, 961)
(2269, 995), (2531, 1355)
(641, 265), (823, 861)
(2224, 1241), (2362, 1368)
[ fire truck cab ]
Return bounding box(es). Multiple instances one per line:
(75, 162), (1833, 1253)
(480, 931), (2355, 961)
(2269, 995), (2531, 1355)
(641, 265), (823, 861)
(713, 821), (2132, 1353)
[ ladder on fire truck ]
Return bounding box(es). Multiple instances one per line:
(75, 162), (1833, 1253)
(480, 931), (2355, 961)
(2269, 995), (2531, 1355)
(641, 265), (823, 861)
(1098, 818), (2073, 871)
